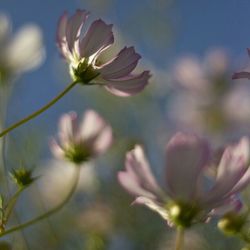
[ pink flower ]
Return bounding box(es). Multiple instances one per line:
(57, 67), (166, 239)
(232, 49), (250, 80)
(118, 132), (250, 228)
(56, 9), (150, 97)
(50, 110), (113, 165)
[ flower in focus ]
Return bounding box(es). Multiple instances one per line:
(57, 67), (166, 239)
(118, 132), (250, 228)
(0, 13), (45, 81)
(50, 110), (113, 165)
(57, 9), (150, 96)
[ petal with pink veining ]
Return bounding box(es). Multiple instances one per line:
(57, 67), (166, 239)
(66, 9), (89, 53)
(104, 71), (150, 97)
(80, 19), (114, 58)
(98, 46), (141, 79)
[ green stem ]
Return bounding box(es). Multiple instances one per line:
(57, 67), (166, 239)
(175, 227), (184, 250)
(4, 187), (24, 223)
(0, 166), (81, 237)
(0, 80), (79, 138)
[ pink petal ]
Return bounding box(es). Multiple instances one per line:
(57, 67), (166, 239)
(125, 145), (163, 197)
(56, 12), (70, 59)
(79, 19), (114, 58)
(98, 47), (141, 79)
(118, 172), (157, 199)
(78, 110), (112, 155)
(202, 137), (250, 206)
(65, 9), (89, 53)
(230, 167), (250, 195)
(232, 71), (250, 80)
(50, 139), (65, 159)
(91, 125), (113, 155)
(210, 196), (243, 215)
(165, 132), (210, 201)
(58, 112), (78, 146)
(104, 71), (151, 97)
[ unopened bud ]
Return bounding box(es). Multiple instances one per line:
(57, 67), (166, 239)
(10, 167), (36, 188)
(218, 212), (246, 236)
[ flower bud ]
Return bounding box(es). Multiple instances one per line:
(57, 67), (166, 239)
(218, 212), (246, 236)
(10, 167), (36, 188)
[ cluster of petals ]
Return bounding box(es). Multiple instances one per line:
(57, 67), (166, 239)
(118, 132), (250, 227)
(0, 13), (44, 77)
(57, 9), (150, 96)
(50, 109), (113, 165)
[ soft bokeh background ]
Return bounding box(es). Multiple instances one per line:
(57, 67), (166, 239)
(0, 0), (250, 249)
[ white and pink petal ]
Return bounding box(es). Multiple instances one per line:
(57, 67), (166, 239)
(104, 71), (151, 97)
(79, 19), (114, 58)
(98, 46), (141, 79)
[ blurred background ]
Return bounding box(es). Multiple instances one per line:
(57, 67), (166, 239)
(0, 0), (250, 249)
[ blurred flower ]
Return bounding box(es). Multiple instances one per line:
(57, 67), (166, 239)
(77, 202), (113, 235)
(232, 49), (250, 80)
(0, 13), (45, 81)
(158, 230), (207, 250)
(168, 49), (249, 138)
(38, 159), (98, 205)
(50, 109), (113, 165)
(118, 132), (250, 228)
(57, 9), (150, 96)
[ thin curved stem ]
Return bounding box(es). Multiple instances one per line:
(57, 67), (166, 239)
(4, 187), (24, 223)
(0, 166), (81, 237)
(0, 80), (79, 138)
(175, 227), (184, 250)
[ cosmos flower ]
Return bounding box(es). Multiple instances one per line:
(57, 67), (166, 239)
(50, 109), (113, 165)
(0, 13), (44, 80)
(56, 9), (150, 96)
(118, 132), (250, 228)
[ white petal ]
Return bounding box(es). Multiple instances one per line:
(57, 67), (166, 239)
(133, 196), (169, 222)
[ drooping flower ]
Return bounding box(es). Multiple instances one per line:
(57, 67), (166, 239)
(232, 49), (250, 80)
(50, 110), (113, 165)
(118, 132), (250, 228)
(56, 9), (150, 97)
(0, 13), (45, 81)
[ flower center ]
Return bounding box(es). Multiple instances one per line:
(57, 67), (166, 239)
(64, 144), (92, 165)
(167, 201), (200, 228)
(69, 58), (100, 84)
